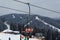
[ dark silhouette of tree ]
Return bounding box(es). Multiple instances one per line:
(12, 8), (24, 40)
(10, 22), (18, 31)
(18, 23), (24, 33)
(1, 17), (6, 22)
(0, 17), (7, 32)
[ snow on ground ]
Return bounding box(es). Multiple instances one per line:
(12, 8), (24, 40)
(0, 33), (20, 40)
(24, 20), (33, 27)
(0, 33), (40, 40)
(35, 16), (60, 32)
(29, 38), (40, 40)
(20, 17), (23, 19)
(3, 21), (14, 33)
(12, 14), (15, 18)
(2, 29), (13, 33)
(4, 21), (10, 30)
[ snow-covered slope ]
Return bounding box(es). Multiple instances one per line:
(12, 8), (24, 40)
(2, 21), (19, 33)
(0, 14), (60, 33)
(12, 14), (15, 18)
(0, 33), (40, 40)
(24, 21), (33, 27)
(23, 16), (60, 33)
(35, 16), (60, 32)
(3, 21), (13, 32)
(0, 33), (20, 40)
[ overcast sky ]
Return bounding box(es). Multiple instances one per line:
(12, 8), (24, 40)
(0, 0), (60, 18)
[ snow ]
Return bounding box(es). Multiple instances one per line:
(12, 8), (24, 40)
(0, 33), (20, 40)
(24, 21), (33, 27)
(12, 15), (15, 18)
(58, 29), (60, 32)
(29, 38), (40, 40)
(27, 21), (32, 25)
(35, 16), (40, 20)
(20, 17), (23, 19)
(4, 21), (10, 30)
(3, 21), (13, 33)
(0, 33), (40, 40)
(1, 21), (20, 40)
(35, 16), (60, 32)
(2, 29), (13, 33)
(3, 21), (20, 33)
(13, 31), (19, 33)
(28, 22), (30, 25)
(24, 25), (27, 27)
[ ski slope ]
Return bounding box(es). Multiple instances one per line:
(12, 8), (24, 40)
(0, 33), (41, 40)
(0, 33), (20, 40)
(35, 16), (60, 32)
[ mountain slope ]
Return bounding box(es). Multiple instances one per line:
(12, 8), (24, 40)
(0, 13), (60, 32)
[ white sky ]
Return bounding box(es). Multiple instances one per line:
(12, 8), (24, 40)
(0, 0), (60, 18)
